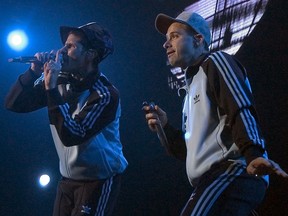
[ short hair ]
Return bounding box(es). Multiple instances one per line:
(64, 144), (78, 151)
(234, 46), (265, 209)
(182, 24), (209, 51)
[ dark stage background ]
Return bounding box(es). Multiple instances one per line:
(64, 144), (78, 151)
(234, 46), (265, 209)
(0, 0), (287, 215)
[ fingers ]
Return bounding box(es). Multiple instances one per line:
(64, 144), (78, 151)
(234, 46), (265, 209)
(142, 102), (168, 132)
(42, 50), (61, 72)
(143, 103), (161, 132)
(142, 104), (151, 113)
(34, 49), (62, 63)
(147, 118), (161, 132)
(144, 104), (163, 122)
(142, 103), (165, 115)
(145, 111), (160, 124)
(45, 60), (61, 72)
(155, 105), (165, 115)
(247, 158), (288, 178)
(55, 50), (63, 65)
(268, 160), (288, 178)
(34, 51), (52, 63)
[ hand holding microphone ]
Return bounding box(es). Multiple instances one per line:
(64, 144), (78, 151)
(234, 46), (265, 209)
(8, 51), (57, 76)
(43, 50), (63, 90)
(142, 101), (169, 151)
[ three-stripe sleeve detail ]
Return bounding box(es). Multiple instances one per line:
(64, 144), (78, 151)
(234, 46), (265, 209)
(210, 52), (265, 148)
(58, 78), (111, 137)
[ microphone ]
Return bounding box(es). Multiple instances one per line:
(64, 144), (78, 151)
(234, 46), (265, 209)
(8, 53), (56, 63)
(142, 101), (170, 152)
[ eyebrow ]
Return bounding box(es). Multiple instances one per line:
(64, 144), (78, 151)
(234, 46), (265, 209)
(166, 31), (181, 37)
(65, 40), (82, 46)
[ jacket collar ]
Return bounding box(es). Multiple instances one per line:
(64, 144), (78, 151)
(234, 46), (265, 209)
(184, 53), (210, 86)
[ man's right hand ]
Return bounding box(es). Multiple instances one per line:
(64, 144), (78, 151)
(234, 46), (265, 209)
(143, 103), (168, 132)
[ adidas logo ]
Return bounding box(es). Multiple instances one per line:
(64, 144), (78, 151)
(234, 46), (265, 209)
(194, 94), (200, 104)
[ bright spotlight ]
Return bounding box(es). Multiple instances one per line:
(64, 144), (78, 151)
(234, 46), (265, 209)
(39, 174), (50, 187)
(7, 30), (28, 51)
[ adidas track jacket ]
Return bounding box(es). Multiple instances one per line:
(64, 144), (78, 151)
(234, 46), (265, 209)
(5, 69), (128, 180)
(164, 51), (268, 186)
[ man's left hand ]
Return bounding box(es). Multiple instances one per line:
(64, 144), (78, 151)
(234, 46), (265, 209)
(247, 157), (288, 178)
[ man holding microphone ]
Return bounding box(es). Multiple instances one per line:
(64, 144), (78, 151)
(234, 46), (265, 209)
(5, 22), (128, 216)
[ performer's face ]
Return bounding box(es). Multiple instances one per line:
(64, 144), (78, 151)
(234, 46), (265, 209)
(164, 22), (199, 69)
(60, 33), (89, 78)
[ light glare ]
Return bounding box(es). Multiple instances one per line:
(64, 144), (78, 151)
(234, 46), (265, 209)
(39, 174), (50, 187)
(7, 30), (28, 51)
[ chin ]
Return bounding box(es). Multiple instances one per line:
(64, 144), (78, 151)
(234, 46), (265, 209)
(169, 61), (175, 67)
(169, 59), (179, 67)
(170, 62), (179, 68)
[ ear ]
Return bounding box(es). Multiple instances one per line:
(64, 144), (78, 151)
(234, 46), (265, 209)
(86, 50), (99, 61)
(86, 50), (94, 58)
(194, 34), (204, 45)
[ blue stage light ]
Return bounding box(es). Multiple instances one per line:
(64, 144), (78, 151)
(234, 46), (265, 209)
(7, 30), (28, 51)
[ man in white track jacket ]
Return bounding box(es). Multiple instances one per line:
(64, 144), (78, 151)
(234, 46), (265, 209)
(143, 10), (287, 216)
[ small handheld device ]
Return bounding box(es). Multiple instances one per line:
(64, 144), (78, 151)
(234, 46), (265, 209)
(142, 101), (169, 151)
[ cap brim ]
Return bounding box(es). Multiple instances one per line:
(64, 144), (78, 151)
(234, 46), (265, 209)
(155, 14), (175, 35)
(155, 13), (188, 35)
(60, 26), (83, 45)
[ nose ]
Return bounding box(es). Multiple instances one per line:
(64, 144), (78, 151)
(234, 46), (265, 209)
(163, 39), (171, 49)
